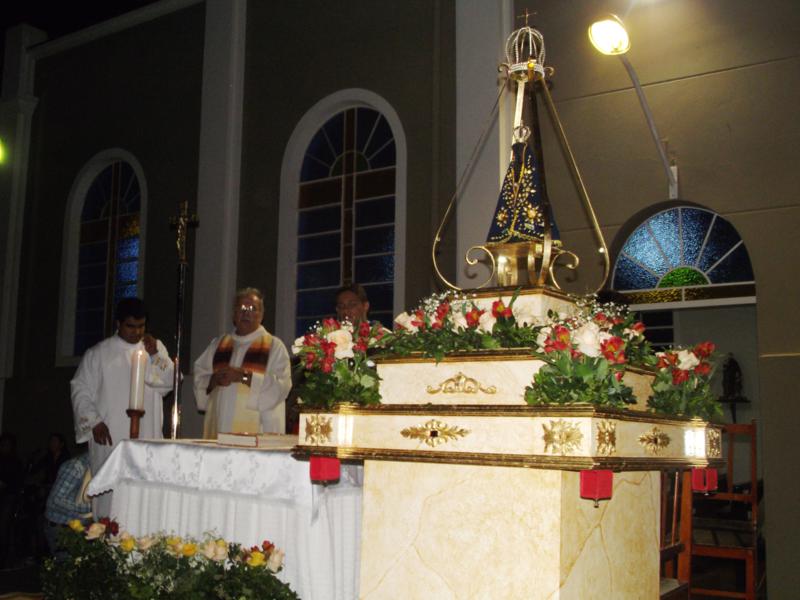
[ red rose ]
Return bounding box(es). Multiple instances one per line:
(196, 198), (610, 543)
(694, 362), (712, 376)
(411, 309), (426, 330)
(359, 321), (371, 339)
(261, 540), (275, 554)
(601, 336), (626, 364)
(465, 308), (484, 328)
(614, 371), (624, 381)
(322, 317), (340, 331)
(436, 302), (450, 321)
(321, 359), (333, 373)
(631, 322), (645, 334)
(594, 312), (607, 323)
(672, 368), (690, 385)
(491, 300), (512, 319)
(99, 517), (119, 536)
(694, 341), (715, 358)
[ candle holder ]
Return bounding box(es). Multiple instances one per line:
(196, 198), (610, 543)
(126, 409), (146, 440)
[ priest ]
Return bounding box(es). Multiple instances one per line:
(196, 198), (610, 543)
(70, 298), (174, 516)
(193, 287), (291, 437)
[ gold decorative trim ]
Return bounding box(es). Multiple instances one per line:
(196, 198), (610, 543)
(304, 415), (333, 446)
(542, 420), (584, 455)
(401, 419), (470, 447)
(426, 372), (497, 395)
(293, 446), (723, 471)
(596, 420), (617, 456)
(299, 404), (706, 424)
(706, 427), (722, 458)
(375, 350), (538, 364)
(639, 426), (671, 455)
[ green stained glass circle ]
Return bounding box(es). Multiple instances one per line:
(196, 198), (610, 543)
(658, 267), (708, 288)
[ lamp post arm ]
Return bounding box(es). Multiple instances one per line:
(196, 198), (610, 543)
(619, 54), (678, 194)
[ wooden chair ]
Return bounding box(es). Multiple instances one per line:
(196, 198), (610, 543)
(660, 469), (693, 599)
(691, 421), (760, 600)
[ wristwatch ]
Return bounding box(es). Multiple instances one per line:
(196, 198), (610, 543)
(242, 370), (253, 386)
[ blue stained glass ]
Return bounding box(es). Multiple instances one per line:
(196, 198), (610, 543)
(116, 237), (139, 260)
(355, 255), (394, 283)
(79, 242), (108, 264)
(613, 254), (660, 291)
(77, 287), (105, 311)
(706, 243), (754, 283)
(297, 261), (341, 290)
(681, 208), (714, 266)
(114, 285), (138, 303)
(696, 216), (741, 272)
(78, 264), (107, 288)
(369, 141), (396, 169)
(356, 108), (380, 152)
(356, 197), (394, 227)
(297, 289), (338, 317)
(364, 116), (393, 158)
(648, 209), (681, 268)
(323, 112), (345, 156)
(355, 226), (394, 255)
(620, 225), (669, 275)
(116, 261), (138, 283)
(298, 206), (341, 235)
(362, 283), (393, 312)
(298, 233), (341, 262)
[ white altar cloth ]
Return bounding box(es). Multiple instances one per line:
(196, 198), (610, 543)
(88, 439), (361, 600)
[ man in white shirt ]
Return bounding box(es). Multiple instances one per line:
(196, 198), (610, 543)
(70, 298), (174, 516)
(193, 288), (291, 436)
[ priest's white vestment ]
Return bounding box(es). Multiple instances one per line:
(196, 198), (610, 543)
(71, 334), (174, 515)
(193, 325), (292, 434)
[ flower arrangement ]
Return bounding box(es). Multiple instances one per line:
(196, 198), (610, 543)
(647, 342), (721, 420)
(41, 518), (299, 600)
(388, 292), (541, 360)
(291, 318), (384, 409)
(524, 298), (654, 408)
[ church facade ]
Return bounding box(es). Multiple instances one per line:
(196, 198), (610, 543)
(0, 1), (797, 595)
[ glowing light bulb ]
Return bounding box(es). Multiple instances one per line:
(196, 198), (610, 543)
(588, 16), (630, 56)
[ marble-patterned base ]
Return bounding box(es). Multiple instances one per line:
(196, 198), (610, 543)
(359, 461), (659, 599)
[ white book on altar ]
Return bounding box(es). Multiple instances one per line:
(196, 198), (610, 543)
(216, 432), (296, 449)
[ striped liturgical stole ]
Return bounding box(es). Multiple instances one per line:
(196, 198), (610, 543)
(203, 333), (272, 437)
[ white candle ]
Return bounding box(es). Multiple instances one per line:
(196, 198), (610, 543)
(129, 350), (147, 411)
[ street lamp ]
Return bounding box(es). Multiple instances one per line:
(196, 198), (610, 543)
(588, 15), (678, 198)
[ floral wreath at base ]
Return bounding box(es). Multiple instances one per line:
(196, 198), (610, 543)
(291, 292), (721, 420)
(42, 518), (300, 600)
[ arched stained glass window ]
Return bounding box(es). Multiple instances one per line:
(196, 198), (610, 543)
(295, 107), (396, 335)
(75, 161), (142, 354)
(613, 206), (755, 305)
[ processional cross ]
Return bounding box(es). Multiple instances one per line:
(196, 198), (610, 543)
(168, 200), (199, 439)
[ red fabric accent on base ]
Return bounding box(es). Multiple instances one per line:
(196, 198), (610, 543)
(310, 456), (340, 482)
(580, 470), (613, 501)
(691, 467), (718, 492)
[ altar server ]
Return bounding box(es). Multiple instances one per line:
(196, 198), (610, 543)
(71, 298), (174, 516)
(193, 287), (291, 437)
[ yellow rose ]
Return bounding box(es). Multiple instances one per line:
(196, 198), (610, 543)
(68, 519), (84, 532)
(246, 550), (265, 567)
(119, 535), (136, 553)
(166, 535), (182, 547)
(182, 542), (197, 557)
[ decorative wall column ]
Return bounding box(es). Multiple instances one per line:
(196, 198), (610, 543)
(186, 0), (247, 437)
(455, 0), (512, 288)
(0, 25), (47, 429)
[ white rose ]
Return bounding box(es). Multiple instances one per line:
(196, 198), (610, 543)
(394, 312), (419, 333)
(85, 522), (106, 540)
(677, 349), (699, 370)
(451, 311), (468, 332)
(291, 336), (306, 355)
(266, 548), (285, 573)
(137, 535), (156, 551)
(512, 304), (538, 327)
(573, 322), (602, 357)
(535, 326), (551, 350)
(326, 329), (354, 359)
(201, 540), (217, 560)
(478, 311), (496, 334)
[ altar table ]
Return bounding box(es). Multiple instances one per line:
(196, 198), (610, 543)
(88, 439), (362, 600)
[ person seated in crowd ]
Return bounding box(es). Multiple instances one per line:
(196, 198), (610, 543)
(335, 283), (371, 325)
(43, 453), (92, 555)
(30, 433), (71, 491)
(194, 287), (292, 437)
